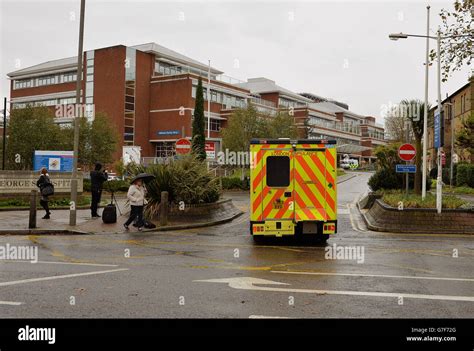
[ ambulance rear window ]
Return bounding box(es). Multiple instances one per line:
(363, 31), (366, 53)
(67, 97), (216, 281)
(266, 156), (290, 187)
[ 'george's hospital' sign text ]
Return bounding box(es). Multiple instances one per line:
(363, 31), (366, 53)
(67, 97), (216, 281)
(0, 171), (83, 195)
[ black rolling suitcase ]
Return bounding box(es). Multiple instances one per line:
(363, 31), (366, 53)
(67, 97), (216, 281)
(102, 203), (117, 223)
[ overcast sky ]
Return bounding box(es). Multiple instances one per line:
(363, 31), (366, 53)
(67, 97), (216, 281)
(0, 0), (471, 124)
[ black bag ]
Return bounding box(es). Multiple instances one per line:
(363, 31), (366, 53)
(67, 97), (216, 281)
(133, 219), (156, 229)
(41, 183), (54, 197)
(144, 220), (156, 229)
(102, 204), (117, 224)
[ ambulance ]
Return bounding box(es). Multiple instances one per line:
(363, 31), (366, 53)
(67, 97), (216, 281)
(250, 139), (337, 242)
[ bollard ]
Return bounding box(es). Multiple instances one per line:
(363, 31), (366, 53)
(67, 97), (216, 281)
(29, 190), (37, 229)
(160, 191), (169, 226)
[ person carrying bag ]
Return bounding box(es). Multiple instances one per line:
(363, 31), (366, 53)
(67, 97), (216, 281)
(36, 167), (54, 219)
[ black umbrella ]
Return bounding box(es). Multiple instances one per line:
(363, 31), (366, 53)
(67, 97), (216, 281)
(130, 173), (155, 184)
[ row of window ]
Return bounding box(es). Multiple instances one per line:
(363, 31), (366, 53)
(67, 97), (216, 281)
(13, 71), (77, 90)
(311, 133), (359, 146)
(124, 48), (137, 146)
(309, 116), (361, 135)
(366, 128), (385, 140)
(278, 97), (307, 109)
(12, 97), (78, 109)
(155, 61), (217, 80)
(85, 51), (94, 105)
(191, 86), (246, 109)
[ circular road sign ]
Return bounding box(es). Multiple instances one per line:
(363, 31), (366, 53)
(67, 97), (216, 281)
(398, 143), (416, 162)
(175, 138), (192, 155)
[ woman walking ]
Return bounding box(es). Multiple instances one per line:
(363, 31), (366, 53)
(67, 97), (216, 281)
(36, 167), (52, 219)
(124, 178), (147, 231)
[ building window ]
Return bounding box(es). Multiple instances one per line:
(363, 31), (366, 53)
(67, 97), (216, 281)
(124, 48), (136, 146)
(14, 79), (33, 89)
(61, 72), (77, 83)
(205, 119), (221, 132)
(84, 50), (95, 122)
(155, 142), (176, 158)
(36, 75), (57, 86)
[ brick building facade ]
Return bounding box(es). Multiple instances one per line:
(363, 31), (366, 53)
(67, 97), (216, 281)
(7, 42), (386, 167)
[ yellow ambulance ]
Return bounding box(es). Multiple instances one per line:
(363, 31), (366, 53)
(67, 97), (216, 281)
(250, 139), (337, 242)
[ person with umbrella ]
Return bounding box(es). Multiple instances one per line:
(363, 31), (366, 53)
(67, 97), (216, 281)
(123, 173), (154, 231)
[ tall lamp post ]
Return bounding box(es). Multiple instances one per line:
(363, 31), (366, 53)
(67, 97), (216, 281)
(389, 20), (470, 213)
(70, 0), (86, 226)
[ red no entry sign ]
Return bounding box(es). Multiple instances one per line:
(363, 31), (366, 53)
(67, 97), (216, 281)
(398, 143), (416, 162)
(175, 138), (191, 155)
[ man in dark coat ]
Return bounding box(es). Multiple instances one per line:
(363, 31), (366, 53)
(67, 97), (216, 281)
(90, 162), (108, 218)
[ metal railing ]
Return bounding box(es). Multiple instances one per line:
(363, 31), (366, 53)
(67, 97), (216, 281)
(154, 62), (244, 85)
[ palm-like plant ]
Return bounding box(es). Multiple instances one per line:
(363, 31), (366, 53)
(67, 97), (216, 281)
(127, 155), (221, 219)
(400, 99), (432, 194)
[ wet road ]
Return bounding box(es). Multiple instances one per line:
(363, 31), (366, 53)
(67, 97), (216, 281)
(0, 172), (473, 318)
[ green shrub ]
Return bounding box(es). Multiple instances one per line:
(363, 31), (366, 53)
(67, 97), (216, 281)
(221, 177), (249, 190)
(103, 179), (129, 193)
(430, 164), (457, 185)
(127, 154), (222, 218)
(83, 179), (91, 192)
(368, 169), (432, 192)
(368, 169), (401, 191)
(381, 191), (466, 209)
(456, 163), (474, 187)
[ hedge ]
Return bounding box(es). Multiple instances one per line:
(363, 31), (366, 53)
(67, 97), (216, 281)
(456, 164), (474, 187)
(368, 168), (432, 192)
(221, 177), (250, 190)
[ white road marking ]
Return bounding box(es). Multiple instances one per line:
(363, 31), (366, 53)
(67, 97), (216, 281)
(195, 277), (474, 302)
(337, 209), (350, 215)
(249, 315), (288, 319)
(0, 268), (129, 287)
(271, 270), (474, 282)
(2, 260), (119, 267)
(0, 301), (22, 306)
(347, 204), (363, 232)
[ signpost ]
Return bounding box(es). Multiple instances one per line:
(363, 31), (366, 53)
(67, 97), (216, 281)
(434, 110), (441, 149)
(157, 130), (180, 136)
(33, 151), (74, 172)
(205, 141), (215, 159)
(175, 138), (191, 155)
(396, 164), (416, 173)
(398, 143), (416, 162)
(398, 143), (416, 196)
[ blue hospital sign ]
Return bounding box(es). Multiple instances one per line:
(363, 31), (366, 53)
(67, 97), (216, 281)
(33, 151), (74, 172)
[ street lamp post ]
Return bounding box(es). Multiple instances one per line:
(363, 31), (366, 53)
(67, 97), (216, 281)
(435, 29), (442, 214)
(70, 0), (86, 226)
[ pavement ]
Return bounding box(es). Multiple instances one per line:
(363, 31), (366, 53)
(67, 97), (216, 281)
(0, 195), (242, 234)
(0, 171), (473, 318)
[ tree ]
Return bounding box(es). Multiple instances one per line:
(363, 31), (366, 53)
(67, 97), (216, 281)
(266, 111), (298, 139)
(430, 0), (472, 82)
(221, 104), (267, 152)
(384, 105), (415, 143)
(192, 77), (206, 160)
(61, 112), (119, 169)
(6, 105), (67, 170)
(400, 99), (432, 194)
(455, 112), (474, 160)
(373, 142), (402, 171)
